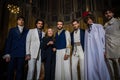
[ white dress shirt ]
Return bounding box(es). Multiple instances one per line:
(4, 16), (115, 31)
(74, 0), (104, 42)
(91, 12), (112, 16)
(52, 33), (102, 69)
(74, 29), (80, 42)
(18, 25), (24, 33)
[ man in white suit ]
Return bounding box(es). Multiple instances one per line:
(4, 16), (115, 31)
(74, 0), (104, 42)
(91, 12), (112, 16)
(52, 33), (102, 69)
(25, 19), (45, 80)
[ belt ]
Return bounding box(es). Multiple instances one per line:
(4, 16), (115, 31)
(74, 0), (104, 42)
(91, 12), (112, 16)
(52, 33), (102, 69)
(74, 42), (81, 46)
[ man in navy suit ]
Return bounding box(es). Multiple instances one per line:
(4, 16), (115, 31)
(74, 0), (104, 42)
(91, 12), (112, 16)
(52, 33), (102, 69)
(71, 19), (85, 80)
(3, 16), (28, 80)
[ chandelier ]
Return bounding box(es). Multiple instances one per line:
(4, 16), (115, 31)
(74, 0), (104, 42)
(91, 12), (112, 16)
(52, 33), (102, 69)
(7, 4), (20, 14)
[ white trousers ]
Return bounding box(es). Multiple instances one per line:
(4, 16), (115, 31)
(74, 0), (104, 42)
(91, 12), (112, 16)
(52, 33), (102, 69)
(55, 49), (71, 80)
(72, 46), (84, 80)
(27, 54), (41, 80)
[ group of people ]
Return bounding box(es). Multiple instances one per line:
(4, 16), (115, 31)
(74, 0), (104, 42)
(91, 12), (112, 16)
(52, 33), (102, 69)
(3, 8), (120, 80)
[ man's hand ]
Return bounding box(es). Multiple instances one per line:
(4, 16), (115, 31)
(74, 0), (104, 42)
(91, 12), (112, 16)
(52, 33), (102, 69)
(64, 54), (69, 60)
(5, 57), (10, 62)
(53, 48), (56, 52)
(47, 41), (54, 45)
(25, 55), (31, 61)
(3, 54), (11, 62)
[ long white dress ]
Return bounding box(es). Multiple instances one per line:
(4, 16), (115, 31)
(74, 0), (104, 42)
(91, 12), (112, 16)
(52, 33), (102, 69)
(84, 23), (110, 80)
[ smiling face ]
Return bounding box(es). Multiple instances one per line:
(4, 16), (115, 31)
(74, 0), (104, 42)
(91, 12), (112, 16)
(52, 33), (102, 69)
(47, 28), (54, 37)
(105, 11), (114, 20)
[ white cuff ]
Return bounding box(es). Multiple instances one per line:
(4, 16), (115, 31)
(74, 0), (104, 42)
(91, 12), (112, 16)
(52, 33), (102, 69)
(3, 54), (10, 59)
(65, 48), (70, 55)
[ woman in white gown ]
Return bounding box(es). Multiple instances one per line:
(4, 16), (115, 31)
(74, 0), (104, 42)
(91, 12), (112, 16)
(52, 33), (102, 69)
(83, 12), (110, 80)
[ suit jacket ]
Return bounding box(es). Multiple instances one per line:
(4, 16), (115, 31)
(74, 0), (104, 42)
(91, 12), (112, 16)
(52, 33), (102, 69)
(26, 28), (45, 59)
(71, 29), (85, 51)
(5, 26), (29, 57)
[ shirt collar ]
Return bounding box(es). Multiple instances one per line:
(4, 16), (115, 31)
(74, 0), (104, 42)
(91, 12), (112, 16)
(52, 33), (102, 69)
(37, 28), (42, 32)
(18, 25), (24, 29)
(108, 17), (115, 25)
(58, 29), (63, 33)
(74, 28), (79, 33)
(104, 17), (115, 28)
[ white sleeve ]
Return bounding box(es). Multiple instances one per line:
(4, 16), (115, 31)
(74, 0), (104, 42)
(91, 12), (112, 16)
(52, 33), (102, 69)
(65, 30), (71, 55)
(26, 30), (32, 55)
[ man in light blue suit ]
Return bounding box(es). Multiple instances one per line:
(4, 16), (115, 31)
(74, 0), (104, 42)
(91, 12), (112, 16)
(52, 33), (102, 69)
(3, 16), (29, 80)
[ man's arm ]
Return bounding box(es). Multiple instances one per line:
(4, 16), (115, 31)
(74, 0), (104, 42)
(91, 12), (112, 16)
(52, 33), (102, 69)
(3, 29), (13, 62)
(64, 30), (71, 60)
(25, 30), (32, 60)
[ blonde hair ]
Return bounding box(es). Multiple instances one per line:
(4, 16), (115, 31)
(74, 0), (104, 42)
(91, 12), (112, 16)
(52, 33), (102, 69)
(45, 28), (55, 38)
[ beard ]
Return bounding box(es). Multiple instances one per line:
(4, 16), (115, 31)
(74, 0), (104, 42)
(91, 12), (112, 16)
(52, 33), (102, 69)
(57, 27), (63, 30)
(74, 28), (78, 31)
(106, 16), (113, 21)
(37, 27), (42, 31)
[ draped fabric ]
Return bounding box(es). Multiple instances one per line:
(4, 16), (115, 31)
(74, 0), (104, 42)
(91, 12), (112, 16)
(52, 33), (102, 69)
(84, 23), (110, 80)
(104, 18), (120, 58)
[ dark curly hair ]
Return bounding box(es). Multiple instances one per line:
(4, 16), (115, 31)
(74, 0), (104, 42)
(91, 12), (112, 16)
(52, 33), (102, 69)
(35, 19), (44, 29)
(17, 16), (25, 21)
(57, 20), (64, 25)
(103, 8), (115, 14)
(83, 14), (95, 24)
(72, 19), (79, 23)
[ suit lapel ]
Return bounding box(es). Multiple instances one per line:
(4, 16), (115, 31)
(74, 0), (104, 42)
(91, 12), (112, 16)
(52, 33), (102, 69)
(35, 28), (40, 41)
(14, 26), (22, 39)
(15, 26), (27, 39)
(21, 27), (27, 35)
(15, 26), (21, 35)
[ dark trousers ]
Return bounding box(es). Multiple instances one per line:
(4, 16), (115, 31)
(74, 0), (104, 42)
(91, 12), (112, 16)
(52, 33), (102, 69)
(44, 54), (56, 80)
(7, 57), (24, 80)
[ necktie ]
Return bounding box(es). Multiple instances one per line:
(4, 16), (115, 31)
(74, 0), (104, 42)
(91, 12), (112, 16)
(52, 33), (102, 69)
(39, 31), (42, 42)
(37, 31), (42, 60)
